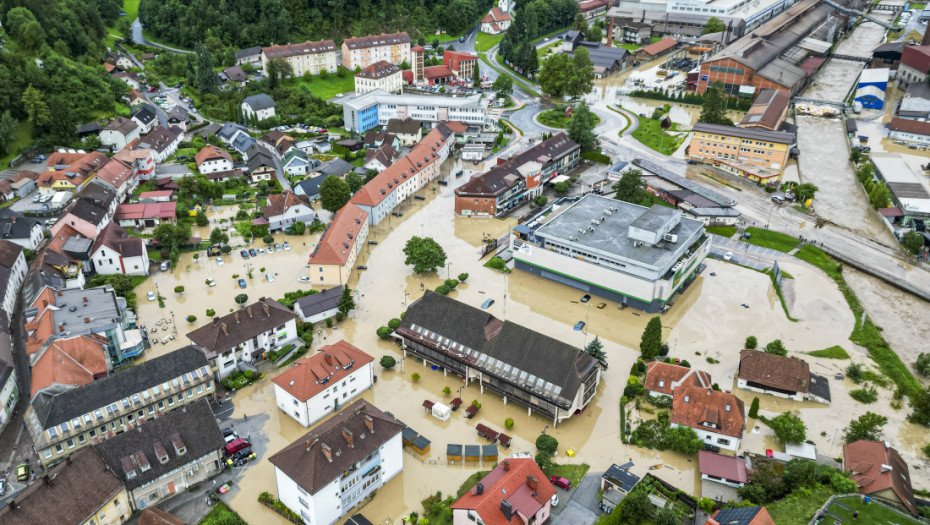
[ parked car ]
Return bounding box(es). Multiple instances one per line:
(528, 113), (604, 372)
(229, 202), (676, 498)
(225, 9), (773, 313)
(207, 278), (216, 287)
(550, 493), (558, 507)
(414, 195), (426, 200)
(724, 251), (733, 261)
(0, 478), (6, 495)
(283, 241), (291, 251)
(274, 243), (281, 252)
(580, 294), (591, 303)
(238, 278), (247, 289)
(240, 249), (250, 259)
(266, 273), (275, 282)
(258, 248), (265, 254)
(17, 463), (28, 481)
(249, 248), (258, 257)
(298, 276), (311, 282)
(224, 438), (251, 457)
(772, 195), (785, 204)
(216, 257), (224, 266)
(481, 298), (495, 309)
(148, 291), (156, 301)
(550, 476), (571, 490)
(573, 321), (585, 331)
(160, 261), (169, 271)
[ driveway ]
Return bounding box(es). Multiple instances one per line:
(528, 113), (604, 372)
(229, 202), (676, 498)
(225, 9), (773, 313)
(551, 473), (602, 525)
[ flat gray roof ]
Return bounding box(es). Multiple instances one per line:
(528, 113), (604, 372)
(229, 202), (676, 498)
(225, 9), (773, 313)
(50, 286), (123, 334)
(630, 205), (679, 233)
(535, 194), (703, 269)
(339, 89), (484, 111)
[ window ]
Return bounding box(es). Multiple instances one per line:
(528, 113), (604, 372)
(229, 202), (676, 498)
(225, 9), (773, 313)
(78, 435), (86, 444)
(48, 427), (58, 438)
(56, 444), (64, 453)
(44, 449), (52, 458)
(717, 438), (729, 445)
(177, 395), (183, 403)
(168, 397), (175, 407)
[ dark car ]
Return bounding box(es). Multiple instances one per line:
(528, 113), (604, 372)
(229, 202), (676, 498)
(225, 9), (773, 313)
(369, 240), (378, 245)
(414, 195), (426, 200)
(238, 278), (247, 289)
(550, 476), (571, 490)
(459, 36), (466, 42)
(240, 249), (249, 259)
(392, 212), (403, 217)
(580, 294), (591, 303)
(249, 248), (258, 257)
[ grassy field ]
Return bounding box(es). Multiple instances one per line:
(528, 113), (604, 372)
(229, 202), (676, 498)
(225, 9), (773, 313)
(481, 53), (540, 96)
(198, 502), (247, 525)
(631, 118), (685, 156)
(545, 463), (590, 488)
(743, 227), (800, 253)
(537, 109), (601, 129)
(285, 73), (355, 100)
(107, 0), (141, 37)
(808, 345), (850, 359)
(537, 41), (561, 59)
(705, 225), (737, 237)
(476, 32), (505, 52)
(828, 497), (923, 524)
(0, 121), (33, 169)
(766, 485), (836, 525)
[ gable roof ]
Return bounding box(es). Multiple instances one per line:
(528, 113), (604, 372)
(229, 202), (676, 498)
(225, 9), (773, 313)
(268, 400), (404, 495)
(386, 117), (422, 135)
(308, 203), (368, 266)
(272, 340), (374, 401)
(94, 158), (134, 190)
(296, 176), (326, 197)
(890, 117), (930, 136)
(738, 349), (810, 393)
(66, 199), (109, 227)
(222, 65), (247, 82)
(365, 143), (398, 168)
(692, 122), (795, 144)
(901, 45), (930, 74)
(640, 37), (678, 56)
(263, 40), (337, 58)
(262, 190), (311, 218)
(195, 145), (233, 166)
(235, 46), (262, 60)
(451, 458), (556, 525)
(114, 202), (176, 221)
(104, 116), (139, 136)
(167, 105), (189, 123)
(357, 60), (401, 80)
(602, 464), (641, 492)
(31, 335), (109, 396)
(186, 298), (298, 356)
(343, 32), (411, 50)
(96, 398), (225, 490)
(352, 127), (451, 207)
(139, 126), (181, 153)
(91, 222), (146, 258)
(644, 362), (712, 396)
(706, 506), (776, 525)
(314, 158), (355, 178)
(844, 440), (917, 515)
(699, 450), (749, 483)
(131, 104), (158, 125)
(139, 508), (185, 525)
(294, 286), (343, 317)
(217, 122), (248, 141)
(243, 94), (275, 111)
(247, 147), (275, 172)
(739, 89), (790, 129)
(671, 386), (745, 438)
(483, 7), (512, 23)
(0, 216), (41, 241)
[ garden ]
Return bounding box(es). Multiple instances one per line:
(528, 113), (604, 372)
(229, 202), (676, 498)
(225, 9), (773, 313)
(198, 502), (247, 525)
(631, 116), (685, 156)
(221, 369), (265, 390)
(537, 105), (601, 129)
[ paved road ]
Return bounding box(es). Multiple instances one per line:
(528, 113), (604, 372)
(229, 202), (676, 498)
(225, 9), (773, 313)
(131, 18), (192, 54)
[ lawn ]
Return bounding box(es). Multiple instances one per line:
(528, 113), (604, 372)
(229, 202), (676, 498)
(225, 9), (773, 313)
(808, 345), (850, 359)
(742, 227), (800, 253)
(828, 496), (922, 525)
(630, 118), (685, 156)
(198, 502), (247, 525)
(537, 109), (601, 129)
(537, 41), (561, 59)
(545, 463), (590, 488)
(0, 121), (34, 169)
(285, 72), (355, 100)
(476, 32), (505, 52)
(705, 225), (737, 237)
(107, 0), (141, 37)
(766, 485), (836, 525)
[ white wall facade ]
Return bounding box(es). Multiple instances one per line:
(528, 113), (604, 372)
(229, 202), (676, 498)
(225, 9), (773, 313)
(672, 423), (741, 451)
(92, 244), (150, 276)
(0, 367), (19, 432)
(130, 450), (223, 510)
(1, 252), (27, 320)
(242, 103), (276, 122)
(3, 223), (44, 250)
(295, 304), (339, 324)
(284, 159), (310, 176)
(100, 128), (141, 151)
(274, 362), (374, 427)
(889, 128), (930, 145)
(212, 318), (298, 378)
(268, 204), (315, 232)
(355, 71), (403, 94)
(736, 378), (804, 401)
(199, 158), (234, 174)
(701, 473), (745, 488)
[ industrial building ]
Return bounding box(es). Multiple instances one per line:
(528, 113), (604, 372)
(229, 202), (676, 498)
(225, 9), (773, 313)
(870, 153), (930, 220)
(339, 89), (488, 133)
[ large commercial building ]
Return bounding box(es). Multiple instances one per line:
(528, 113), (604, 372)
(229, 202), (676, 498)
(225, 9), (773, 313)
(688, 122), (794, 182)
(261, 40), (338, 76)
(511, 195), (709, 312)
(341, 32), (411, 70)
(395, 291), (602, 425)
(339, 89), (488, 133)
(870, 153), (930, 220)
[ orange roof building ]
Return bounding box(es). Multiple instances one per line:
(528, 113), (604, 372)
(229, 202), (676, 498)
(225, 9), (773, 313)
(644, 362), (712, 397)
(671, 386), (745, 451)
(844, 440), (918, 515)
(451, 458), (556, 525)
(31, 336), (109, 396)
(272, 340), (374, 427)
(307, 203), (369, 286)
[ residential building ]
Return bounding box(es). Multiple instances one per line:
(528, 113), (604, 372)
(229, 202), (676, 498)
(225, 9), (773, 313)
(294, 176), (327, 201)
(39, 152), (109, 195)
(138, 190), (174, 203)
(889, 117), (930, 147)
(235, 46), (263, 67)
(131, 105), (158, 135)
(612, 18), (652, 45)
(262, 40), (338, 76)
(263, 190), (314, 232)
(341, 32), (411, 70)
(481, 7), (512, 34)
(246, 145), (277, 183)
(601, 464), (641, 495)
(396, 291), (602, 424)
(455, 133), (580, 217)
(25, 346), (213, 467)
(871, 153), (930, 219)
(451, 458), (556, 525)
(186, 298), (299, 378)
(90, 223), (150, 276)
(96, 398), (225, 511)
(0, 215), (44, 250)
(512, 195), (710, 312)
(297, 138), (332, 155)
(644, 362), (712, 398)
(272, 340), (374, 427)
(31, 335), (109, 397)
(242, 94), (277, 121)
(704, 506), (776, 525)
(114, 202), (176, 230)
(363, 143), (399, 172)
(670, 386), (745, 451)
(311, 158), (355, 179)
(282, 148), (313, 176)
(632, 158), (742, 226)
(114, 144), (156, 181)
(77, 182), (119, 217)
(138, 126), (182, 163)
(91, 158), (136, 200)
(307, 204), (369, 285)
(0, 240), (27, 321)
(634, 37), (678, 62)
(196, 145), (234, 174)
(294, 286), (344, 323)
(699, 450), (748, 488)
(737, 349), (831, 404)
(844, 440), (918, 516)
(386, 118), (423, 146)
(8, 170), (38, 197)
(269, 400), (405, 525)
(443, 51), (478, 83)
(340, 89), (488, 133)
(51, 199), (110, 239)
(739, 89), (790, 130)
(895, 83), (930, 121)
(100, 117), (141, 151)
(113, 71), (141, 90)
(217, 122), (250, 146)
(896, 46), (930, 91)
(166, 106), (189, 131)
(688, 122), (794, 182)
(0, 318), (18, 433)
(0, 447), (131, 525)
(355, 60), (403, 94)
(220, 65), (247, 83)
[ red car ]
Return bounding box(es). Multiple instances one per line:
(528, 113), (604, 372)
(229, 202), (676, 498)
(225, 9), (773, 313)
(550, 476), (571, 490)
(147, 86), (157, 93)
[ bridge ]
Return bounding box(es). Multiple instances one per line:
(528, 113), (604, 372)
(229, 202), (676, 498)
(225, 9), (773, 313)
(823, 0), (895, 29)
(792, 97), (849, 109)
(831, 54), (871, 62)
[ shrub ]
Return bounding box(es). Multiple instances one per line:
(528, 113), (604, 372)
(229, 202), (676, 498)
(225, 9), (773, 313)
(534, 451), (552, 470)
(221, 245), (232, 253)
(505, 418), (514, 429)
(435, 284), (451, 295)
(534, 195), (548, 207)
(411, 373), (421, 382)
(325, 317), (333, 328)
(377, 327), (392, 339)
(485, 257), (507, 271)
(444, 279), (459, 289)
(458, 272), (469, 281)
(335, 312), (345, 322)
(186, 315), (197, 323)
(745, 335), (758, 349)
(244, 370), (254, 380)
(916, 352), (930, 377)
(765, 339), (787, 356)
(443, 386), (451, 396)
(679, 360), (691, 368)
(206, 308), (216, 317)
(846, 363), (864, 383)
(388, 318), (402, 330)
(535, 434), (558, 454)
(380, 355), (397, 368)
(263, 234), (274, 244)
(749, 397), (760, 418)
(471, 400), (482, 409)
(174, 285), (185, 294)
(850, 384), (878, 403)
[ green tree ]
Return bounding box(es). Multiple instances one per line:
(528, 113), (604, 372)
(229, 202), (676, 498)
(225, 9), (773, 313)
(6, 8), (45, 52)
(554, 181), (569, 195)
(319, 175), (351, 213)
(764, 339), (787, 356)
(345, 171), (363, 193)
(174, 285), (185, 295)
(903, 231), (925, 255)
(699, 81), (733, 126)
(908, 386), (930, 426)
(0, 111), (18, 156)
(749, 397), (760, 418)
(665, 425), (703, 454)
(640, 316), (663, 359)
(613, 169), (647, 204)
(210, 227), (229, 246)
(196, 42), (219, 94)
(195, 210), (209, 226)
(585, 336), (606, 364)
(292, 221), (306, 235)
(538, 54), (570, 97)
(769, 411), (807, 444)
(621, 490), (654, 523)
(235, 293), (249, 305)
(472, 63), (481, 87)
(567, 47), (595, 99)
(738, 461), (786, 503)
(655, 506), (679, 525)
(843, 411), (888, 443)
(745, 335), (758, 349)
(702, 16), (726, 34)
(187, 315), (197, 323)
(585, 25), (602, 42)
(793, 183), (819, 203)
(338, 287), (356, 316)
(572, 13), (588, 31)
(535, 434), (558, 453)
(492, 75), (513, 97)
(364, 168), (379, 183)
(403, 236), (447, 273)
(154, 222), (192, 253)
(566, 101), (598, 151)
(534, 451), (552, 471)
(22, 85), (51, 127)
(917, 352), (930, 377)
(867, 181), (891, 208)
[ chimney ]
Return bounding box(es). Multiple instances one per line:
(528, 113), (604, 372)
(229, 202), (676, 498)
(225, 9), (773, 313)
(500, 500), (513, 519)
(342, 428), (354, 448)
(263, 303), (270, 317)
(476, 482), (484, 495)
(526, 475), (537, 491)
(234, 312), (239, 323)
(321, 443), (333, 462)
(57, 291), (62, 296)
(65, 456), (72, 466)
(607, 17), (614, 47)
(305, 437), (319, 451)
(213, 317), (220, 324)
(84, 318), (90, 323)
(502, 459), (510, 471)
(83, 297), (87, 302)
(247, 307), (253, 318)
(221, 323), (228, 335)
(364, 415), (374, 433)
(59, 326), (65, 332)
(324, 354), (333, 365)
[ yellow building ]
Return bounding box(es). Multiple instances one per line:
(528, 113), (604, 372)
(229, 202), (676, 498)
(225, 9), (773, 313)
(342, 32), (412, 70)
(688, 122), (795, 183)
(307, 203), (369, 285)
(261, 40), (338, 76)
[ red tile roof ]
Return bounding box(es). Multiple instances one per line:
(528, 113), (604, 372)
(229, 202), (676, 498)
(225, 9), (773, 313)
(47, 224), (83, 255)
(483, 7), (512, 23)
(424, 65), (453, 79)
(356, 60), (401, 79)
(262, 190), (311, 218)
(451, 458), (555, 525)
(308, 203), (368, 266)
(644, 362), (712, 396)
(94, 158), (134, 190)
(901, 45), (930, 76)
(844, 440), (917, 515)
(342, 32), (411, 50)
(738, 349), (810, 394)
(698, 450), (748, 483)
(195, 145), (233, 166)
(272, 340), (374, 401)
(890, 116), (930, 136)
(31, 336), (109, 396)
(263, 40), (337, 58)
(114, 202), (177, 221)
(640, 37), (678, 57)
(351, 127), (449, 207)
(91, 222), (146, 258)
(579, 0), (608, 12)
(671, 386), (745, 438)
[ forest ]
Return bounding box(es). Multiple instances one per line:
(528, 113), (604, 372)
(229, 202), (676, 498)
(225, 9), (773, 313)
(138, 0), (494, 50)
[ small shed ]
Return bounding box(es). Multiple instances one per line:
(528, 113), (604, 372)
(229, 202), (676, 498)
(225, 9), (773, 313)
(447, 444), (463, 463)
(464, 445), (481, 463)
(601, 463), (641, 494)
(858, 68), (890, 91)
(432, 402), (451, 422)
(481, 444), (499, 463)
(402, 427), (419, 447)
(412, 435), (431, 455)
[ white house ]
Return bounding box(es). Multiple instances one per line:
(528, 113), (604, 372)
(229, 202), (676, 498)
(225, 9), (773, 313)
(131, 105), (158, 135)
(242, 94), (276, 122)
(0, 240), (27, 321)
(138, 126), (182, 164)
(272, 340), (374, 427)
(187, 298), (299, 379)
(293, 286), (343, 323)
(99, 117), (141, 151)
(269, 400), (404, 525)
(480, 7), (512, 34)
(195, 146), (234, 174)
(0, 216), (44, 250)
(0, 319), (18, 433)
(262, 191), (315, 233)
(670, 386), (745, 452)
(282, 148), (312, 176)
(90, 223), (150, 276)
(737, 349), (832, 405)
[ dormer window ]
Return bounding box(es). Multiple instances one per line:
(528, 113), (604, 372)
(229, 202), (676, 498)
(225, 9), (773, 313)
(725, 404), (731, 412)
(154, 442), (169, 464)
(684, 395), (690, 403)
(658, 380), (665, 388)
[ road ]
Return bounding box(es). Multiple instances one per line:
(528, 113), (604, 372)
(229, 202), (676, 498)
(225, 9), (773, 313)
(131, 18), (192, 54)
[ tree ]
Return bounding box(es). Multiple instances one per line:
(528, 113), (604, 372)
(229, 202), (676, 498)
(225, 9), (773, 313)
(585, 336), (607, 364)
(764, 339), (787, 356)
(770, 412), (807, 444)
(749, 397), (760, 418)
(737, 461), (787, 503)
(292, 221), (306, 235)
(22, 85), (51, 127)
(174, 286), (185, 295)
(0, 111), (18, 156)
(553, 181), (569, 195)
(917, 352), (930, 377)
(195, 210), (209, 226)
(345, 171), (363, 193)
(535, 434), (558, 454)
(235, 293), (249, 305)
(613, 169), (647, 204)
(665, 425), (703, 454)
(793, 183), (819, 203)
(621, 490), (654, 523)
(210, 227), (229, 246)
(698, 81), (733, 126)
(380, 355), (397, 368)
(867, 181), (891, 209)
(745, 335), (758, 349)
(585, 25), (602, 42)
(567, 48), (595, 100)
(534, 451), (553, 471)
(492, 75), (513, 97)
(640, 316), (663, 359)
(154, 223), (192, 253)
(319, 175), (351, 213)
(403, 236), (447, 273)
(187, 315), (197, 323)
(655, 506), (679, 525)
(472, 63), (481, 88)
(903, 231), (925, 255)
(364, 168), (379, 183)
(908, 386), (930, 426)
(338, 287), (356, 316)
(702, 16), (726, 35)
(572, 13), (588, 31)
(843, 412), (888, 443)
(567, 101), (598, 152)
(538, 54), (570, 98)
(196, 42), (218, 95)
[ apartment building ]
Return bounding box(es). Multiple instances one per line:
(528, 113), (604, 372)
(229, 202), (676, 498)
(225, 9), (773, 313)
(355, 60), (403, 94)
(342, 32), (411, 70)
(262, 40), (338, 76)
(688, 122), (794, 183)
(306, 204), (369, 286)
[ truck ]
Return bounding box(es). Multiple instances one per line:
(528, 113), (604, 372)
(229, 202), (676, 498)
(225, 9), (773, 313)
(431, 402), (451, 422)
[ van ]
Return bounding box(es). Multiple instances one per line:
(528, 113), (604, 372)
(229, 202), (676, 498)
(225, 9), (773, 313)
(225, 438), (250, 456)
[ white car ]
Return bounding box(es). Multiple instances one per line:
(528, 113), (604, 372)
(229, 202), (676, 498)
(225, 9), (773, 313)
(148, 291), (156, 301)
(206, 278), (216, 287)
(283, 242), (291, 251)
(298, 276), (311, 283)
(216, 257), (224, 266)
(724, 251), (733, 261)
(266, 273), (275, 282)
(550, 494), (559, 507)
(258, 248), (265, 254)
